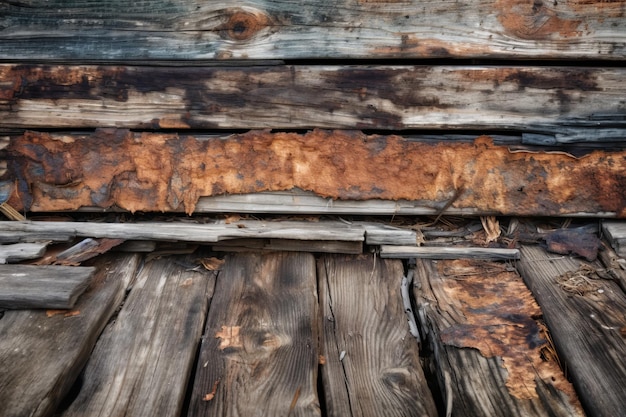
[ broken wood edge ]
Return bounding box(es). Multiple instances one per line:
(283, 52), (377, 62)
(380, 246), (521, 260)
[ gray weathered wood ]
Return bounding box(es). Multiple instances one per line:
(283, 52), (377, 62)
(0, 231), (74, 244)
(380, 245), (520, 260)
(63, 255), (215, 417)
(212, 238), (362, 254)
(361, 223), (417, 246)
(187, 252), (321, 416)
(598, 244), (626, 294)
(413, 258), (583, 417)
(517, 245), (626, 417)
(0, 264), (94, 309)
(0, 253), (140, 417)
(0, 1), (624, 61)
(602, 221), (626, 257)
(2, 65), (625, 132)
(318, 254), (437, 417)
(0, 242), (47, 263)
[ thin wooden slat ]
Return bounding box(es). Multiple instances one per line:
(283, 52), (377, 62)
(318, 254), (437, 417)
(380, 245), (520, 260)
(212, 238), (363, 254)
(0, 1), (624, 60)
(0, 264), (94, 309)
(63, 255), (216, 417)
(0, 242), (47, 263)
(0, 253), (141, 417)
(517, 245), (626, 417)
(6, 130), (626, 217)
(413, 259), (583, 417)
(0, 231), (74, 244)
(1, 65), (625, 132)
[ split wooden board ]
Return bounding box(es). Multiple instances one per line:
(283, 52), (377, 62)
(62, 255), (216, 417)
(517, 245), (626, 417)
(318, 254), (437, 416)
(187, 252), (321, 416)
(0, 242), (47, 263)
(380, 246), (520, 260)
(0, 253), (140, 417)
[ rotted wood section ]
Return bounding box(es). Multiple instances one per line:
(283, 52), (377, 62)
(5, 129), (626, 217)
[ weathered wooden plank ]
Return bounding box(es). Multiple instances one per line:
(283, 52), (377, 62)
(0, 253), (140, 417)
(0, 242), (47, 263)
(0, 264), (94, 309)
(380, 245), (520, 260)
(598, 243), (626, 294)
(187, 252), (320, 416)
(0, 1), (624, 60)
(0, 231), (74, 244)
(602, 221), (626, 257)
(1, 65), (625, 132)
(413, 258), (583, 417)
(62, 255), (215, 417)
(6, 130), (626, 217)
(212, 238), (363, 254)
(517, 245), (626, 417)
(361, 223), (417, 246)
(318, 254), (437, 417)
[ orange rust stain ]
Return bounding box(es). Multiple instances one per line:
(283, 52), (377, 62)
(372, 35), (493, 57)
(6, 129), (626, 216)
(437, 260), (581, 404)
(570, 0), (626, 17)
(495, 0), (583, 39)
(217, 8), (272, 41)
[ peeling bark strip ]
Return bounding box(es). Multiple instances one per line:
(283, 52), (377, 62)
(0, 0), (624, 60)
(1, 64), (625, 132)
(6, 129), (626, 217)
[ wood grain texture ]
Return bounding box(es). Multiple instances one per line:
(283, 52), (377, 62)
(1, 64), (625, 132)
(62, 255), (216, 417)
(413, 258), (583, 417)
(602, 221), (626, 257)
(318, 254), (437, 416)
(0, 264), (94, 309)
(380, 246), (520, 260)
(187, 252), (321, 417)
(7, 130), (626, 217)
(517, 245), (626, 417)
(0, 253), (140, 417)
(0, 242), (47, 263)
(0, 0), (624, 60)
(212, 238), (363, 254)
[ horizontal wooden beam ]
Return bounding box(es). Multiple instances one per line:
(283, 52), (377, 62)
(5, 130), (626, 217)
(1, 65), (625, 132)
(380, 246), (520, 260)
(0, 1), (624, 60)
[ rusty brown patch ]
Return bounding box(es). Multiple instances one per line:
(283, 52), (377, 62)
(217, 8), (272, 41)
(495, 0), (583, 39)
(570, 0), (626, 17)
(6, 129), (626, 216)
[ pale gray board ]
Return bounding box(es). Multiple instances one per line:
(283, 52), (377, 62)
(602, 221), (626, 257)
(380, 246), (521, 260)
(0, 242), (47, 263)
(0, 231), (74, 244)
(0, 264), (95, 309)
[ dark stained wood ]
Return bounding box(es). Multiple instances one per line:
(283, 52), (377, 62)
(0, 264), (94, 309)
(413, 258), (583, 417)
(0, 1), (624, 60)
(187, 252), (321, 417)
(7, 130), (626, 217)
(318, 254), (437, 417)
(0, 242), (47, 263)
(0, 253), (140, 417)
(1, 65), (625, 132)
(62, 255), (216, 417)
(212, 238), (363, 254)
(517, 245), (626, 417)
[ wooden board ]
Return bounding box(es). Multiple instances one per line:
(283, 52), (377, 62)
(0, 1), (624, 60)
(212, 238), (363, 254)
(187, 252), (321, 416)
(517, 245), (626, 417)
(380, 245), (520, 260)
(0, 264), (94, 309)
(602, 221), (626, 257)
(318, 254), (437, 416)
(62, 255), (216, 417)
(413, 258), (583, 417)
(6, 130), (626, 217)
(1, 65), (625, 132)
(0, 253), (140, 417)
(0, 242), (47, 263)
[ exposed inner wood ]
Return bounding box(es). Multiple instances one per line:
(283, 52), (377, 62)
(6, 130), (626, 217)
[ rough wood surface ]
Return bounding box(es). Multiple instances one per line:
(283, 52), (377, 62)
(380, 246), (520, 260)
(318, 254), (437, 416)
(517, 245), (626, 417)
(1, 65), (625, 132)
(212, 238), (363, 254)
(602, 221), (626, 257)
(0, 253), (140, 417)
(6, 130), (626, 217)
(63, 255), (215, 417)
(0, 1), (624, 60)
(187, 252), (321, 417)
(0, 242), (47, 263)
(0, 264), (94, 309)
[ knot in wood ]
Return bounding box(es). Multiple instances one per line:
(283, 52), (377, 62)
(220, 8), (270, 41)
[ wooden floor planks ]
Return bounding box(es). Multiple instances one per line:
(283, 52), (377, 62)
(318, 254), (437, 417)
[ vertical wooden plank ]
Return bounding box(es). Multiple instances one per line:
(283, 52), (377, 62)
(517, 245), (626, 417)
(62, 255), (216, 417)
(318, 254), (437, 417)
(0, 253), (140, 417)
(187, 252), (321, 417)
(413, 259), (583, 417)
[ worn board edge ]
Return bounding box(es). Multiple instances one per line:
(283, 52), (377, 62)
(380, 245), (521, 259)
(0, 242), (47, 263)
